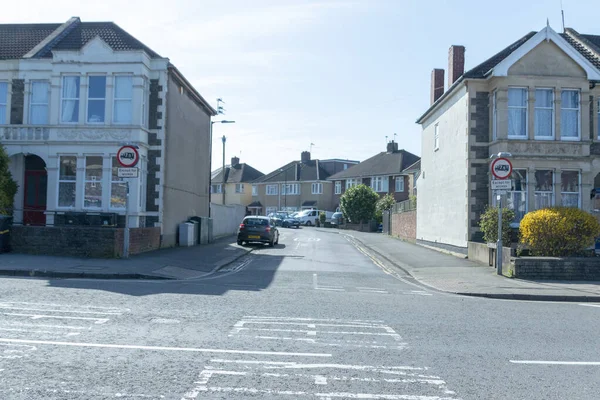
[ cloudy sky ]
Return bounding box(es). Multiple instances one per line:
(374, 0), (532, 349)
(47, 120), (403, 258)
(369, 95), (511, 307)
(2, 0), (598, 174)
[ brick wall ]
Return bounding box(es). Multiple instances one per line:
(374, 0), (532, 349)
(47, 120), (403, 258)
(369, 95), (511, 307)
(10, 226), (160, 258)
(512, 257), (600, 280)
(391, 210), (416, 242)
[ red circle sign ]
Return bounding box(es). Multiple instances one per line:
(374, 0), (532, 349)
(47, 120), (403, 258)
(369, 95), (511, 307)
(491, 157), (512, 180)
(117, 146), (139, 167)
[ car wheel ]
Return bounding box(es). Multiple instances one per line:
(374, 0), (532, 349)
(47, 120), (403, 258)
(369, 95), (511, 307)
(305, 221), (312, 226)
(268, 238), (274, 247)
(275, 233), (279, 245)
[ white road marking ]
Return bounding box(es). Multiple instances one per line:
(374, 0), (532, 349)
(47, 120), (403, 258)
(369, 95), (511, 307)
(313, 273), (318, 289)
(209, 359), (426, 371)
(0, 322), (90, 330)
(239, 320), (388, 329)
(245, 336), (407, 349)
(0, 305), (121, 315)
(244, 316), (385, 323)
(1, 313), (109, 324)
(234, 327), (401, 336)
(316, 287), (345, 291)
(510, 360), (600, 365)
(0, 327), (80, 335)
(315, 375), (327, 385)
(579, 304), (600, 308)
(0, 338), (332, 357)
(0, 301), (129, 312)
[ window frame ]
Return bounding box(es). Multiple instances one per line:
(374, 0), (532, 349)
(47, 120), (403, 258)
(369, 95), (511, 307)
(282, 183), (299, 195)
(371, 176), (387, 193)
(86, 75), (107, 125)
(560, 170), (581, 208)
(110, 156), (127, 210)
(60, 75), (81, 124)
(29, 80), (50, 125)
(334, 181), (342, 195)
(534, 169), (555, 210)
(211, 184), (222, 194)
(0, 81), (7, 125)
(113, 75), (133, 125)
(507, 87), (528, 139)
(560, 89), (581, 141)
(507, 169), (528, 226)
(311, 182), (323, 195)
(434, 123), (440, 150)
(346, 178), (357, 190)
(252, 185), (258, 196)
(266, 184), (278, 196)
(235, 183), (245, 193)
(395, 176), (404, 192)
(83, 155), (104, 210)
(534, 88), (555, 140)
(57, 155), (77, 209)
(142, 78), (149, 128)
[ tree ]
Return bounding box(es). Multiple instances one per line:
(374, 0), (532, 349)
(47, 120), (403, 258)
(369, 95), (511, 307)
(0, 146), (17, 215)
(479, 205), (515, 245)
(375, 194), (395, 223)
(340, 184), (379, 224)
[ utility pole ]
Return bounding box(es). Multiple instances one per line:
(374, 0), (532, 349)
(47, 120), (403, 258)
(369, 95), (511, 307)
(222, 135), (226, 205)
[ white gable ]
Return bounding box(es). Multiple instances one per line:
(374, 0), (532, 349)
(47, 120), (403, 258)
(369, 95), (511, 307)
(79, 35), (114, 57)
(492, 25), (600, 80)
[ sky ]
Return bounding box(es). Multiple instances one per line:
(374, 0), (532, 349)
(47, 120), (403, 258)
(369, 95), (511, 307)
(2, 0), (599, 174)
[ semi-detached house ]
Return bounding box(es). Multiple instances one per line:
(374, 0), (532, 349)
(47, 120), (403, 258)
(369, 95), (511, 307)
(0, 17), (216, 249)
(416, 24), (600, 254)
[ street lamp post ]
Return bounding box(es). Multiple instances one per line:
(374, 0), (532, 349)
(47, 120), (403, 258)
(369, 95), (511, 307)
(208, 120), (235, 216)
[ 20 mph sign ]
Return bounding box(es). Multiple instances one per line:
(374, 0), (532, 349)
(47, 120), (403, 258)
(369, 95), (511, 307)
(491, 157), (512, 180)
(117, 145), (139, 168)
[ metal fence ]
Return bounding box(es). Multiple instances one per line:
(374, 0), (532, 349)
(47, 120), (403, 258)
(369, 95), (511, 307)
(392, 198), (416, 214)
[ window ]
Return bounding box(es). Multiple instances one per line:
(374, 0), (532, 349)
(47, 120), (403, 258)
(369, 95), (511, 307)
(111, 157), (127, 209)
(561, 89), (580, 139)
(142, 78), (149, 128)
(434, 123), (439, 150)
(335, 181), (342, 195)
(84, 156), (103, 208)
(561, 171), (580, 208)
(312, 183), (323, 194)
(395, 176), (404, 192)
(211, 184), (222, 194)
(113, 76), (133, 124)
(235, 183), (244, 193)
(534, 89), (554, 139)
(343, 164), (348, 170)
(0, 82), (7, 124)
(58, 156), (76, 207)
(506, 169), (528, 223)
(534, 170), (554, 209)
(492, 90), (497, 141)
(61, 76), (80, 123)
(87, 76), (106, 123)
(371, 176), (388, 193)
(282, 184), (300, 195)
(346, 179), (357, 190)
(508, 88), (527, 138)
(266, 184), (278, 195)
(266, 207), (277, 215)
(30, 81), (49, 125)
(252, 185), (258, 196)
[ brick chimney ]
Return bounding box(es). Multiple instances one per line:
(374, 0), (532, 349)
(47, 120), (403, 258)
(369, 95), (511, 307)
(430, 68), (444, 105)
(231, 156), (240, 167)
(301, 151), (311, 163)
(448, 45), (465, 87)
(386, 141), (398, 153)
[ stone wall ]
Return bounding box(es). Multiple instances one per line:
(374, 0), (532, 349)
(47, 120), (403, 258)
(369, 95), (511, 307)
(512, 257), (600, 280)
(10, 226), (160, 258)
(391, 211), (416, 242)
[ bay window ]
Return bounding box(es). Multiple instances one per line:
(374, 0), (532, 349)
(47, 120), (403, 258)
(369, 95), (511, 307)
(534, 170), (554, 209)
(61, 76), (80, 123)
(84, 156), (103, 208)
(561, 170), (580, 208)
(506, 169), (528, 223)
(371, 176), (388, 193)
(111, 157), (127, 209)
(58, 156), (77, 207)
(534, 89), (554, 138)
(561, 89), (580, 139)
(395, 176), (404, 192)
(346, 179), (357, 190)
(0, 82), (7, 124)
(87, 76), (106, 123)
(30, 81), (49, 125)
(312, 183), (323, 194)
(508, 88), (528, 138)
(113, 76), (133, 124)
(335, 181), (341, 195)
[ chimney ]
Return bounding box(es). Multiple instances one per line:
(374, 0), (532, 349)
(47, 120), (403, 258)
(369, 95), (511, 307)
(386, 141), (399, 153)
(430, 69), (444, 105)
(301, 151), (311, 163)
(231, 156), (240, 167)
(448, 45), (465, 87)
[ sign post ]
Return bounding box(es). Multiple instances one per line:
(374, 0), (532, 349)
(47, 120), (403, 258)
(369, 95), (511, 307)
(490, 157), (512, 275)
(117, 145), (140, 258)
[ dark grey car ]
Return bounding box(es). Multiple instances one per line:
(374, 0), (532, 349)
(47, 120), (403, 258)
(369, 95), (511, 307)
(237, 216), (280, 247)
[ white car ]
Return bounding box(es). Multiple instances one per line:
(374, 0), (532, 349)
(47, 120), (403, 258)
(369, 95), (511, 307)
(295, 209), (334, 226)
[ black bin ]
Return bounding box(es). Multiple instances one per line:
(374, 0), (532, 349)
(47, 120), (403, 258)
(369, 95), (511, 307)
(0, 215), (13, 253)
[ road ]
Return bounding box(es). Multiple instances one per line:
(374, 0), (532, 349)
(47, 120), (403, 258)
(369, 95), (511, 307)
(0, 227), (598, 399)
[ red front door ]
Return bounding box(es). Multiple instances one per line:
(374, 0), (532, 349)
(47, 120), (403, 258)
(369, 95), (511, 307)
(23, 170), (47, 225)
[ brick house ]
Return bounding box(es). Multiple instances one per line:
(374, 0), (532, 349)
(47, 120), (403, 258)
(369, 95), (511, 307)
(416, 24), (600, 254)
(328, 141), (420, 209)
(250, 151), (358, 215)
(0, 17), (216, 248)
(211, 156), (264, 207)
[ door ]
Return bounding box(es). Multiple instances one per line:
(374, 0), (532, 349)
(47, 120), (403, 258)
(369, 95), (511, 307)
(23, 170), (47, 225)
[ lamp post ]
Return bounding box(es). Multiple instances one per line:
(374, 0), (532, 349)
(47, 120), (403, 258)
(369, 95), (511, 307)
(489, 152), (512, 275)
(208, 120), (235, 216)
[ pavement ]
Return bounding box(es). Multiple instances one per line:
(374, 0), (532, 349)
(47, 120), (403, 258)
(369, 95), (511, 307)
(0, 235), (252, 280)
(0, 227), (598, 400)
(332, 228), (600, 302)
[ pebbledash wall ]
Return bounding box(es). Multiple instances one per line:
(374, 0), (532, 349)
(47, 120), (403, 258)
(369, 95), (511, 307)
(11, 226), (160, 258)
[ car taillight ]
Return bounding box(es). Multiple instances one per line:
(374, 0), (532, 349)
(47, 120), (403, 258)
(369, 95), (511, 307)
(265, 227), (271, 232)
(239, 223), (245, 229)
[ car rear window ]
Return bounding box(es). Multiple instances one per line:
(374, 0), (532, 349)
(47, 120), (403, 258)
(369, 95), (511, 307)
(244, 218), (268, 226)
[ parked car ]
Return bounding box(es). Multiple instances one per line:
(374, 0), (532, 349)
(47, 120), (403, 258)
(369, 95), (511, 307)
(282, 215), (300, 228)
(295, 209), (335, 226)
(237, 216), (280, 247)
(330, 212), (344, 227)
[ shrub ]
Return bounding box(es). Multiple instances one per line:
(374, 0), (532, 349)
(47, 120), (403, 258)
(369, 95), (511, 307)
(479, 205), (515, 245)
(375, 194), (395, 224)
(0, 146), (17, 215)
(519, 207), (600, 257)
(340, 184), (379, 224)
(319, 211), (326, 225)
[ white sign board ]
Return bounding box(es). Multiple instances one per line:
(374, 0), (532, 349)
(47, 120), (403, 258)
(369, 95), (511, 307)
(118, 168), (139, 178)
(491, 179), (512, 191)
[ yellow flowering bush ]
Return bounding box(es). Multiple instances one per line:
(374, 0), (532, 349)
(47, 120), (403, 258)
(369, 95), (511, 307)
(519, 207), (600, 257)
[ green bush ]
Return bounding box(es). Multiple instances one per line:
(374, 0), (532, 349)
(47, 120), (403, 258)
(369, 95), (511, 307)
(479, 205), (515, 245)
(319, 211), (326, 224)
(0, 146), (17, 215)
(520, 207), (600, 257)
(375, 194), (395, 224)
(340, 184), (379, 224)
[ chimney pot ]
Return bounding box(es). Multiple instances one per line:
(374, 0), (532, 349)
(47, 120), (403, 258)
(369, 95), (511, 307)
(430, 69), (445, 105)
(448, 45), (465, 87)
(231, 156), (240, 167)
(301, 151), (311, 163)
(386, 141), (399, 153)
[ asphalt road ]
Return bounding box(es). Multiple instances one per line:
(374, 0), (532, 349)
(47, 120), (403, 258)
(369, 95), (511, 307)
(0, 227), (599, 399)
